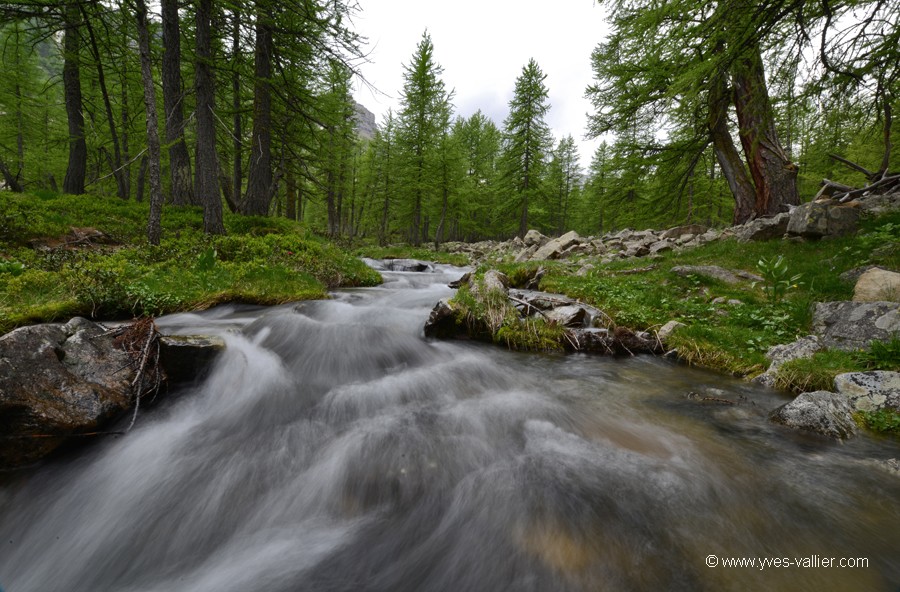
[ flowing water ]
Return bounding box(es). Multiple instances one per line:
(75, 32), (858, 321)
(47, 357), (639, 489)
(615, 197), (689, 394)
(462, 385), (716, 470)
(1, 262), (899, 592)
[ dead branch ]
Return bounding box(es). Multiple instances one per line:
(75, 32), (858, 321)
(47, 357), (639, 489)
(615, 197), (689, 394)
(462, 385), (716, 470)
(828, 154), (876, 180)
(837, 173), (900, 202)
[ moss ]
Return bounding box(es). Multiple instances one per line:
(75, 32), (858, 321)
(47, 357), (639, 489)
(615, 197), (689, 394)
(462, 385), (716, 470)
(496, 319), (567, 352)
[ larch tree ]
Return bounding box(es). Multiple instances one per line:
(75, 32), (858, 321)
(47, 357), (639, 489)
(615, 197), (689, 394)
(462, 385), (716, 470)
(501, 58), (552, 237)
(396, 30), (452, 246)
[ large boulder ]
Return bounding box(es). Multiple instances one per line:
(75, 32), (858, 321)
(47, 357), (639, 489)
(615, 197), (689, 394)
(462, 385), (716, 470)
(812, 301), (900, 350)
(834, 371), (900, 413)
(769, 391), (858, 439)
(733, 213), (790, 242)
(523, 229), (549, 247)
(853, 267), (900, 302)
(786, 200), (860, 239)
(531, 231), (582, 261)
(0, 318), (223, 469)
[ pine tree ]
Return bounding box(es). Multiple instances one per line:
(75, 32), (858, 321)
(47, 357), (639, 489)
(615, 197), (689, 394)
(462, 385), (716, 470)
(396, 31), (452, 245)
(501, 58), (552, 237)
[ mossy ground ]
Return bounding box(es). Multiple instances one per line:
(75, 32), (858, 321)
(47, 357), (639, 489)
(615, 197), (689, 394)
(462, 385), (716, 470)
(0, 192), (381, 333)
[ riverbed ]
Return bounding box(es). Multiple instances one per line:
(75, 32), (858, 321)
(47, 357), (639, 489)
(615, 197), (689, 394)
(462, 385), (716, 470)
(1, 262), (898, 591)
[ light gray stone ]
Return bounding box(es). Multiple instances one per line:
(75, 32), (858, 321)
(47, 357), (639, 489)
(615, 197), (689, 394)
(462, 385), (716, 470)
(733, 213), (790, 242)
(812, 301), (900, 350)
(523, 229), (548, 247)
(769, 391), (858, 439)
(658, 320), (686, 341)
(670, 265), (762, 285)
(853, 268), (900, 302)
(545, 305), (588, 327)
(531, 230), (582, 261)
(661, 224), (708, 240)
(786, 200), (860, 238)
(834, 371), (900, 413)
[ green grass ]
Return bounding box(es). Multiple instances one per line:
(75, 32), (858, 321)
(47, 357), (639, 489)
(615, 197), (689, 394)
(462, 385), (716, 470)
(353, 244), (470, 266)
(0, 192), (381, 333)
(483, 211), (899, 378)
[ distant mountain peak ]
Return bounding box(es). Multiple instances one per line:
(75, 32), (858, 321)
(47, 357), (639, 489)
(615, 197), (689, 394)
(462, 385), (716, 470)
(353, 101), (376, 140)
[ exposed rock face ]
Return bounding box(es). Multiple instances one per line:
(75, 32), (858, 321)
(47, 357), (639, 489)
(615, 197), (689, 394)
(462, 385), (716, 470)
(352, 101), (377, 141)
(732, 213), (790, 242)
(670, 265), (762, 285)
(158, 335), (225, 384)
(834, 371), (900, 413)
(812, 301), (900, 350)
(423, 299), (459, 339)
(0, 318), (224, 469)
(786, 200), (860, 239)
(0, 318), (135, 468)
(532, 231), (581, 261)
(853, 268), (900, 302)
(769, 391), (858, 439)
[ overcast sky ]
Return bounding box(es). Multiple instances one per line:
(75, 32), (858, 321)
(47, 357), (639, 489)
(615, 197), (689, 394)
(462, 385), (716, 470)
(350, 0), (610, 168)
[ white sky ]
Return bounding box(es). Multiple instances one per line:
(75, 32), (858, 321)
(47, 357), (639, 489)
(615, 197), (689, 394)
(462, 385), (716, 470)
(350, 0), (610, 168)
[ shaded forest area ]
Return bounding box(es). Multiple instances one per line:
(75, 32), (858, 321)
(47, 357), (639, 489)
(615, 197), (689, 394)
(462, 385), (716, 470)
(0, 0), (897, 245)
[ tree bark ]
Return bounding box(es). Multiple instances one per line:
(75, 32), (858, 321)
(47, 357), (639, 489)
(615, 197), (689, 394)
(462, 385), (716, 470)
(241, 4), (274, 216)
(731, 46), (799, 217)
(135, 0), (163, 244)
(231, 10), (242, 205)
(194, 0), (226, 234)
(62, 1), (87, 195)
(161, 0), (194, 206)
(708, 75), (756, 224)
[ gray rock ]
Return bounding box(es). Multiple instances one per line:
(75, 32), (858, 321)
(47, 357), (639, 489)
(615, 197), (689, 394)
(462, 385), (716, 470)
(0, 319), (136, 468)
(658, 320), (686, 341)
(834, 371), (900, 413)
(661, 224), (708, 240)
(423, 299), (459, 338)
(648, 240), (674, 255)
(812, 301), (900, 350)
(753, 335), (823, 388)
(733, 213), (790, 242)
(513, 244), (538, 263)
(856, 192), (900, 215)
(545, 305), (588, 327)
(531, 231), (582, 261)
(523, 229), (548, 247)
(853, 267), (900, 302)
(381, 259), (434, 272)
(471, 270), (510, 299)
(575, 263), (596, 277)
(786, 200), (860, 239)
(670, 265), (763, 284)
(158, 335), (225, 384)
(769, 391), (858, 439)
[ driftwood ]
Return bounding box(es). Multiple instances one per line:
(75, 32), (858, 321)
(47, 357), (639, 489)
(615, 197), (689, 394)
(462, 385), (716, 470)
(114, 318), (165, 431)
(826, 154), (900, 203)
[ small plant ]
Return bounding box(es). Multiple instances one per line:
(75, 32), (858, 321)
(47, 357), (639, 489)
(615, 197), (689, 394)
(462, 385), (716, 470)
(752, 255), (803, 302)
(195, 247), (218, 273)
(0, 260), (26, 276)
(855, 337), (900, 370)
(855, 409), (900, 435)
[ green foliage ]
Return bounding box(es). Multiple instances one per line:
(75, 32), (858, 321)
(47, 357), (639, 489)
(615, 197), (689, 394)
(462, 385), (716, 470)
(855, 409), (900, 436)
(775, 350), (863, 393)
(751, 255), (803, 303)
(0, 192), (381, 333)
(856, 337), (900, 370)
(0, 260), (25, 276)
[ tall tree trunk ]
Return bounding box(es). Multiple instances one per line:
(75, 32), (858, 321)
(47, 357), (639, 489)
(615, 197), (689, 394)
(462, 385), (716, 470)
(285, 169), (297, 220)
(83, 4), (128, 199)
(241, 4), (274, 216)
(194, 0), (226, 234)
(135, 0), (163, 244)
(708, 74), (756, 224)
(731, 46), (799, 217)
(231, 10), (242, 203)
(161, 0), (194, 206)
(62, 1), (87, 195)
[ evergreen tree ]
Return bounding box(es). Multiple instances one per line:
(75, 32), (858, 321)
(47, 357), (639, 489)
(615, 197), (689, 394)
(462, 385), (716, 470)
(501, 58), (552, 237)
(547, 135), (581, 234)
(396, 31), (452, 245)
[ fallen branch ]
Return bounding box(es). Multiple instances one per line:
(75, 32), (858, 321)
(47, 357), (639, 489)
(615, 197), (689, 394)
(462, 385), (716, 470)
(837, 173), (900, 202)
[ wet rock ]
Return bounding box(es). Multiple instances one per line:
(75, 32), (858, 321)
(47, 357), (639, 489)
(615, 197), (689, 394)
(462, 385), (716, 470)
(670, 265), (762, 285)
(853, 268), (900, 302)
(812, 301), (900, 350)
(0, 319), (136, 468)
(381, 259), (434, 272)
(786, 200), (860, 239)
(423, 299), (461, 339)
(732, 213), (790, 242)
(769, 391), (857, 439)
(833, 371), (900, 413)
(158, 335), (225, 384)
